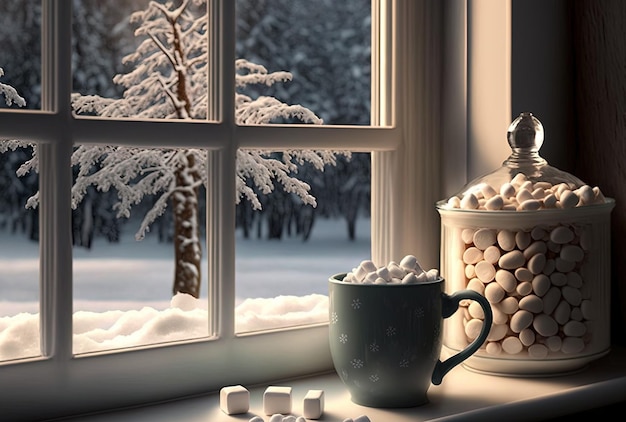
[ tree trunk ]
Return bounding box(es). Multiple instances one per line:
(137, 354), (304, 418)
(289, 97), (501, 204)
(164, 4), (202, 297)
(172, 153), (202, 298)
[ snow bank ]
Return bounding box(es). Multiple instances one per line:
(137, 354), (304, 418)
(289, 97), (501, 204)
(235, 294), (329, 332)
(0, 293), (329, 360)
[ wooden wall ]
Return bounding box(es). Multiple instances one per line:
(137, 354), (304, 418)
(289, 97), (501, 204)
(572, 0), (626, 345)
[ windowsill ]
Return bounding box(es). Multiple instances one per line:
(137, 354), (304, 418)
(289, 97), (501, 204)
(61, 346), (626, 421)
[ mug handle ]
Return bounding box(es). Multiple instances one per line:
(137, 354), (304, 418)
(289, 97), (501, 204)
(431, 290), (493, 385)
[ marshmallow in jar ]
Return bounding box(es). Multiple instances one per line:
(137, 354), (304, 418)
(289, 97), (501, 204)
(436, 112), (615, 376)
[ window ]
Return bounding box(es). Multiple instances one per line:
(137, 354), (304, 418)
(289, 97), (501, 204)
(0, 0), (445, 420)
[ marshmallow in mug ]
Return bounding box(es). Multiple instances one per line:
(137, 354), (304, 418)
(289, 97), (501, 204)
(341, 255), (439, 285)
(446, 172), (606, 211)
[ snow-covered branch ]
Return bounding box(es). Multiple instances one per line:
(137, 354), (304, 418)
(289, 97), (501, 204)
(235, 59), (293, 88)
(0, 67), (26, 107)
(236, 95), (323, 125)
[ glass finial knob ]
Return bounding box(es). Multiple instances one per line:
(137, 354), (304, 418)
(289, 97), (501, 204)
(507, 112), (544, 152)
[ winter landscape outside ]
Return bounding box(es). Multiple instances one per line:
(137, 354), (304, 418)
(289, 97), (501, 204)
(0, 0), (371, 359)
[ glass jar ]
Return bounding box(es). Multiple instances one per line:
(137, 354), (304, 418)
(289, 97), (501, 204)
(436, 112), (615, 375)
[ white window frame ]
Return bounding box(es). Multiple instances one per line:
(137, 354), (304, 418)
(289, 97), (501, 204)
(0, 0), (458, 419)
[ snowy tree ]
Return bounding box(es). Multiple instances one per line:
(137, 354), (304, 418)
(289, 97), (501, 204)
(3, 0), (343, 298)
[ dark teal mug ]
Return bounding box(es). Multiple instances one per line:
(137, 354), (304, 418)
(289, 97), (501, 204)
(328, 274), (492, 408)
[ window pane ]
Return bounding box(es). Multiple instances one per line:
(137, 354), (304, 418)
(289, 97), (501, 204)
(0, 143), (40, 361)
(236, 0), (371, 125)
(72, 145), (211, 354)
(0, 0), (41, 110)
(235, 151), (371, 333)
(72, 0), (212, 121)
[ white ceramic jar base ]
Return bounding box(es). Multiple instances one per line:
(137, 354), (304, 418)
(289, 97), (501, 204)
(444, 345), (610, 377)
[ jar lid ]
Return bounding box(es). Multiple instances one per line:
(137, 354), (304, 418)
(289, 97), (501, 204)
(439, 112), (607, 211)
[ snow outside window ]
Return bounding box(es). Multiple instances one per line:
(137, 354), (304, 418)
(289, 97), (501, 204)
(0, 0), (446, 420)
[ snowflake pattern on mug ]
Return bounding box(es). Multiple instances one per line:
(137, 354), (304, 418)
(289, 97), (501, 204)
(386, 326), (397, 337)
(339, 333), (348, 344)
(331, 312), (338, 324)
(399, 358), (410, 368)
(433, 323), (441, 338)
(369, 374), (380, 383)
(351, 358), (364, 368)
(431, 324), (443, 360)
(414, 306), (425, 318)
(369, 342), (379, 352)
(351, 298), (362, 309)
